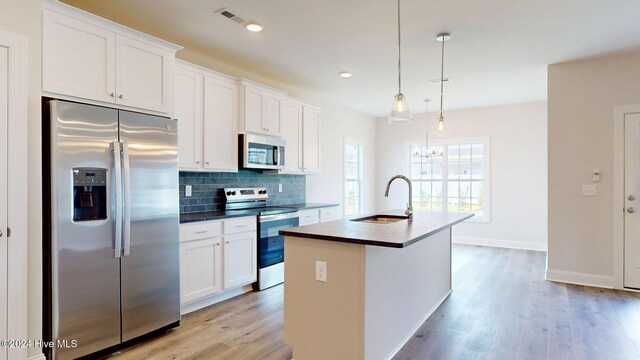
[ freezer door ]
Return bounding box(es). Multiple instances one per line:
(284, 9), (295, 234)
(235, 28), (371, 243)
(119, 111), (180, 341)
(49, 100), (121, 359)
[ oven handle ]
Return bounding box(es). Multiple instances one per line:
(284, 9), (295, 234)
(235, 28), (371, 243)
(259, 212), (300, 222)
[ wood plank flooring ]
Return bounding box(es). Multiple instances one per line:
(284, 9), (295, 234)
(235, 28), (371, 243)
(105, 245), (640, 360)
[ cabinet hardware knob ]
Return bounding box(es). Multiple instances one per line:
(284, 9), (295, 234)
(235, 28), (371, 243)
(629, 195), (636, 201)
(628, 207), (636, 214)
(195, 161), (200, 164)
(225, 241), (230, 244)
(0, 229), (3, 237)
(215, 243), (220, 246)
(109, 92), (115, 97)
(206, 162), (210, 165)
(118, 94), (123, 99)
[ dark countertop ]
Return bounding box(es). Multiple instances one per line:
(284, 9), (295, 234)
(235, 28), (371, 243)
(179, 203), (339, 224)
(279, 210), (474, 248)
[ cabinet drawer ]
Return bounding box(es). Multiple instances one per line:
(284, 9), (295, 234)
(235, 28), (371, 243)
(320, 207), (339, 222)
(180, 221), (222, 242)
(224, 216), (257, 235)
(299, 209), (320, 226)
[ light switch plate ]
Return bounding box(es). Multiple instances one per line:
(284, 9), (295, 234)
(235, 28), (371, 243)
(185, 185), (192, 197)
(315, 261), (327, 282)
(583, 184), (597, 196)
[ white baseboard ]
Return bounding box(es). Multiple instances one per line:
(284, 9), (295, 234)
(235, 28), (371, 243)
(384, 290), (452, 360)
(28, 354), (46, 360)
(453, 236), (547, 252)
(545, 268), (615, 289)
(181, 285), (252, 315)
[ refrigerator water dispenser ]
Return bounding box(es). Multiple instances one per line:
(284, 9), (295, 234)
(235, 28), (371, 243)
(72, 168), (107, 221)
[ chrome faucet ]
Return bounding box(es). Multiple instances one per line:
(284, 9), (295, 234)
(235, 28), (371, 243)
(384, 175), (413, 220)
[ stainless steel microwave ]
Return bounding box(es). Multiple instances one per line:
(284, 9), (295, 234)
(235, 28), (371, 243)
(239, 133), (285, 170)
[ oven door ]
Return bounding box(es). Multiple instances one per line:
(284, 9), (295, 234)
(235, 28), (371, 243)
(255, 212), (299, 290)
(258, 212), (299, 269)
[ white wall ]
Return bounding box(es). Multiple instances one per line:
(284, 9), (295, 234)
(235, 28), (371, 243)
(548, 50), (640, 286)
(0, 0), (42, 359)
(303, 101), (377, 216)
(376, 101), (548, 251)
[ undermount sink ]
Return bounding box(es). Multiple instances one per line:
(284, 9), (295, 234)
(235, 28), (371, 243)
(351, 215), (409, 224)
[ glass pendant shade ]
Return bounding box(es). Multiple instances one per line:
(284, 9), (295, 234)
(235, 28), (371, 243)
(388, 93), (413, 123)
(437, 115), (444, 131)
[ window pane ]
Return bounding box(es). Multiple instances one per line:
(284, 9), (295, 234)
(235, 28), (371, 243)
(472, 144), (484, 159)
(448, 181), (459, 198)
(345, 142), (363, 216)
(471, 161), (483, 180)
(432, 181), (443, 211)
(460, 144), (472, 161)
(432, 157), (443, 180)
(471, 181), (483, 198)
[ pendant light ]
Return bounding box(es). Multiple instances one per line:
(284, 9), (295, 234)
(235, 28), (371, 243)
(436, 32), (450, 132)
(388, 0), (412, 123)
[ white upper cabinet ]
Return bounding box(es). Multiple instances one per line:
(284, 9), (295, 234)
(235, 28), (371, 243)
(302, 105), (322, 174)
(115, 35), (174, 113)
(203, 75), (238, 171)
(239, 80), (285, 136)
(42, 2), (181, 115)
(43, 9), (116, 104)
(280, 100), (303, 174)
(175, 60), (238, 172)
(175, 64), (203, 169)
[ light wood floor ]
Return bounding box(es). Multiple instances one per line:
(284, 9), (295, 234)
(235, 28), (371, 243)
(106, 245), (640, 360)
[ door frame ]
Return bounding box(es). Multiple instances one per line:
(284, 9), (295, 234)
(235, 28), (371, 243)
(0, 30), (28, 358)
(613, 105), (640, 290)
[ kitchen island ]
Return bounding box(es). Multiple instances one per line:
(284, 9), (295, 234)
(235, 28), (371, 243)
(280, 210), (473, 360)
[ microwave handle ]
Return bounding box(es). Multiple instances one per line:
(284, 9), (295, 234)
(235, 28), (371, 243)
(273, 146), (280, 165)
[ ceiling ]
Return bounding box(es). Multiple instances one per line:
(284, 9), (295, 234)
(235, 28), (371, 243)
(62, 0), (640, 117)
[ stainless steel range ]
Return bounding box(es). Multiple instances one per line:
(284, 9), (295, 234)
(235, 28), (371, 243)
(224, 187), (299, 290)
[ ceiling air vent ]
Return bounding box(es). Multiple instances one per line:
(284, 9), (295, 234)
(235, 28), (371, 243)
(216, 8), (246, 24)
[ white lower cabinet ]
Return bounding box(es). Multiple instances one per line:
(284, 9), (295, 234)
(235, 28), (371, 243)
(180, 238), (222, 303)
(179, 216), (257, 313)
(223, 232), (258, 289)
(299, 206), (340, 226)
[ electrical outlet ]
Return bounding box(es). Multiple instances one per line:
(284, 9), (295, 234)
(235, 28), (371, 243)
(315, 261), (327, 282)
(185, 185), (192, 197)
(593, 170), (601, 182)
(278, 183), (283, 193)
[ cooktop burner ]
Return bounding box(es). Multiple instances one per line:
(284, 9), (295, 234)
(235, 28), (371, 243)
(223, 187), (298, 216)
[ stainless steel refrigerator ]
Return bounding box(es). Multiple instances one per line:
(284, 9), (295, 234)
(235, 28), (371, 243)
(44, 100), (180, 360)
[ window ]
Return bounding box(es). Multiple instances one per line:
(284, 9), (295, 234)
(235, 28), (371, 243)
(344, 138), (364, 216)
(409, 138), (490, 221)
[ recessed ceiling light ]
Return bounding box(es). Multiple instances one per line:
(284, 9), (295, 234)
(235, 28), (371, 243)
(245, 22), (263, 32)
(339, 72), (352, 78)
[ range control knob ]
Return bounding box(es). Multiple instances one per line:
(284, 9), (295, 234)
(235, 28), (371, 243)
(226, 191), (232, 196)
(231, 191), (236, 195)
(261, 190), (267, 194)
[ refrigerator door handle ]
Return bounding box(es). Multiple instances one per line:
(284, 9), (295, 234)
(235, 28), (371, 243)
(112, 141), (123, 258)
(122, 142), (132, 256)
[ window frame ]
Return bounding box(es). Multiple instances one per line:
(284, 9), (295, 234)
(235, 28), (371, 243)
(405, 136), (491, 223)
(344, 137), (365, 217)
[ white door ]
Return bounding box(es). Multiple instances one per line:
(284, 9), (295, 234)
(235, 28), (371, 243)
(302, 106), (321, 173)
(223, 232), (257, 289)
(280, 100), (303, 174)
(203, 75), (238, 171)
(175, 65), (203, 169)
(180, 238), (222, 304)
(0, 46), (8, 360)
(624, 112), (640, 289)
(115, 34), (173, 113)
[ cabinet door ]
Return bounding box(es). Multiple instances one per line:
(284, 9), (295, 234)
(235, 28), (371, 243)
(180, 238), (222, 304)
(203, 76), (238, 172)
(299, 209), (320, 226)
(223, 232), (257, 289)
(243, 86), (265, 133)
(302, 106), (321, 173)
(115, 34), (174, 114)
(264, 94), (281, 136)
(42, 9), (116, 104)
(280, 100), (303, 174)
(175, 65), (203, 170)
